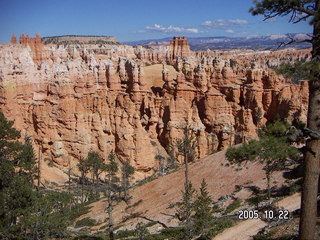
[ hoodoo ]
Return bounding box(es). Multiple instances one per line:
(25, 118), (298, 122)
(0, 35), (310, 181)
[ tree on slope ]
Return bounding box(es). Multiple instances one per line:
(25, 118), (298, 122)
(174, 127), (198, 239)
(249, 1), (319, 239)
(175, 128), (197, 193)
(175, 181), (195, 239)
(104, 151), (119, 240)
(226, 121), (299, 200)
(193, 179), (213, 236)
(121, 160), (134, 201)
(0, 112), (37, 238)
(86, 151), (105, 184)
(77, 156), (91, 203)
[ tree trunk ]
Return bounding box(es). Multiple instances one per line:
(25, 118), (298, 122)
(184, 152), (189, 186)
(107, 174), (114, 240)
(81, 177), (84, 203)
(300, 141), (320, 240)
(37, 143), (41, 188)
(109, 230), (114, 240)
(266, 172), (271, 201)
(299, 3), (320, 238)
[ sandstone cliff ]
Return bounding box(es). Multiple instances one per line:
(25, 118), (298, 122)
(0, 36), (310, 182)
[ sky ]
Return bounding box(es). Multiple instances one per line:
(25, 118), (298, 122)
(0, 0), (312, 43)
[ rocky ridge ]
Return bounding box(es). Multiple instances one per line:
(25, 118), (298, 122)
(0, 35), (310, 181)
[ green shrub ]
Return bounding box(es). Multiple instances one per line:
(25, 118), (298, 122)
(115, 229), (136, 238)
(247, 194), (268, 208)
(254, 232), (274, 240)
(285, 183), (301, 195)
(135, 222), (150, 240)
(75, 217), (97, 228)
(150, 227), (184, 240)
(273, 235), (298, 240)
(68, 204), (91, 222)
(224, 199), (241, 214)
(212, 218), (235, 232)
(73, 235), (105, 240)
(136, 174), (158, 187)
(252, 231), (298, 240)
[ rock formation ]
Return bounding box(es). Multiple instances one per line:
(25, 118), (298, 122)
(169, 36), (192, 60)
(0, 35), (310, 182)
(11, 33), (47, 64)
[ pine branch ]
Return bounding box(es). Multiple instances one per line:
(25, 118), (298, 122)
(292, 5), (316, 16)
(277, 34), (312, 49)
(292, 13), (311, 23)
(138, 215), (169, 228)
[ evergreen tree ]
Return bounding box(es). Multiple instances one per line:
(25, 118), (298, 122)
(249, 1), (319, 238)
(0, 112), (90, 239)
(175, 181), (195, 240)
(0, 112), (37, 238)
(77, 156), (90, 202)
(276, 60), (316, 84)
(193, 179), (213, 236)
(173, 128), (198, 239)
(226, 121), (299, 200)
(25, 191), (73, 239)
(175, 128), (197, 207)
(77, 156), (90, 183)
(86, 151), (105, 184)
(121, 160), (134, 201)
(105, 151), (119, 240)
(135, 222), (150, 240)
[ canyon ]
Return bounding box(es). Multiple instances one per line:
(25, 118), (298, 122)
(0, 34), (310, 182)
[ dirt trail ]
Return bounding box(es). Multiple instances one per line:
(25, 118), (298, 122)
(213, 193), (301, 240)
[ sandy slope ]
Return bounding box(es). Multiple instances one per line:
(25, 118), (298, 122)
(143, 64), (177, 89)
(79, 149), (291, 232)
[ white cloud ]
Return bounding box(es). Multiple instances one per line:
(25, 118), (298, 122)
(225, 29), (234, 33)
(140, 24), (200, 34)
(201, 19), (249, 29)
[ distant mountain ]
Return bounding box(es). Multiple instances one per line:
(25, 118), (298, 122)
(124, 37), (172, 46)
(124, 34), (311, 50)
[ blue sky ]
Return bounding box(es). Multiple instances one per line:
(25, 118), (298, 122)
(0, 0), (312, 43)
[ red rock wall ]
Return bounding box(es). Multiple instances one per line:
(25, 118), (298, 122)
(17, 33), (45, 64)
(0, 39), (310, 181)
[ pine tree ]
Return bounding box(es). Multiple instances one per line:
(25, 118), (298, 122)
(175, 181), (195, 239)
(135, 222), (150, 240)
(175, 128), (197, 201)
(226, 121), (299, 200)
(193, 179), (213, 236)
(105, 151), (119, 240)
(173, 128), (198, 239)
(249, 1), (319, 239)
(121, 160), (134, 201)
(0, 112), (37, 238)
(86, 151), (105, 184)
(77, 156), (90, 203)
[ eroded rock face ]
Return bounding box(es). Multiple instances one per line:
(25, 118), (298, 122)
(0, 37), (310, 181)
